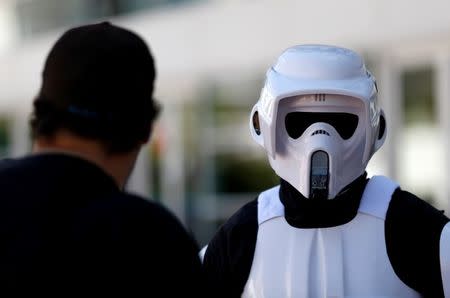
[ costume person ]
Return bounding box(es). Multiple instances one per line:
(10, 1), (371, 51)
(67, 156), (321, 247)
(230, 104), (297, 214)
(202, 44), (450, 298)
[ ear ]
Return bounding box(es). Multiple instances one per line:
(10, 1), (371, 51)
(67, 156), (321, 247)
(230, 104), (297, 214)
(249, 104), (264, 147)
(374, 109), (387, 151)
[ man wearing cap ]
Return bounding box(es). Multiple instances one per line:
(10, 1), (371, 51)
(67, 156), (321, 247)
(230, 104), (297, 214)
(202, 45), (450, 297)
(0, 22), (205, 296)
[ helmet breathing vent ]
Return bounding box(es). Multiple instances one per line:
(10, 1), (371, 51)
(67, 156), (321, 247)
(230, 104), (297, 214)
(314, 94), (326, 102)
(311, 129), (330, 137)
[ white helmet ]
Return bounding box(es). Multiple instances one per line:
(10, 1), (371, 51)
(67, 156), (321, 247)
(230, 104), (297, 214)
(250, 44), (386, 199)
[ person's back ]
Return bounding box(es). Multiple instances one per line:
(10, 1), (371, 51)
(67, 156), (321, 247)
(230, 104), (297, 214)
(0, 22), (204, 297)
(0, 154), (203, 296)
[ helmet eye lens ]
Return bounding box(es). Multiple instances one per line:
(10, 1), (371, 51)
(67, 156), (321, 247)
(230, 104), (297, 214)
(285, 112), (359, 140)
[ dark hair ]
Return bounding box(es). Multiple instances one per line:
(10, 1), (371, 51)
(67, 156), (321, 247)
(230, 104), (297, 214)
(30, 22), (160, 153)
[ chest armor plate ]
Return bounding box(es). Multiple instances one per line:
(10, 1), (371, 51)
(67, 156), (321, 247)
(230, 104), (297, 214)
(242, 176), (420, 298)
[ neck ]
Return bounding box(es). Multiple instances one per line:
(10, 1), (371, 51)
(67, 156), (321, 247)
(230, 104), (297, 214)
(279, 173), (368, 228)
(33, 131), (139, 189)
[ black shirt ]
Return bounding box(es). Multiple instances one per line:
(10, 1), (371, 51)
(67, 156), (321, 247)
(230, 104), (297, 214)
(0, 153), (205, 297)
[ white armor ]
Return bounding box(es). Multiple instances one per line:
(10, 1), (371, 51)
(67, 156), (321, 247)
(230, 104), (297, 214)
(441, 222), (450, 297)
(242, 176), (421, 298)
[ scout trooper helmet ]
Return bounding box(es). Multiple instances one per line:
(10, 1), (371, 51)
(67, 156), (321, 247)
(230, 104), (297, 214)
(250, 44), (386, 199)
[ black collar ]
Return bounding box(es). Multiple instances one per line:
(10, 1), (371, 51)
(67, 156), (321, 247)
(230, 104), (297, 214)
(279, 173), (368, 228)
(27, 153), (120, 194)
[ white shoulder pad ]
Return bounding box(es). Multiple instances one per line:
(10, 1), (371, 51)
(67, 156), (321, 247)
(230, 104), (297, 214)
(440, 222), (450, 297)
(358, 175), (399, 220)
(199, 245), (208, 263)
(257, 185), (283, 225)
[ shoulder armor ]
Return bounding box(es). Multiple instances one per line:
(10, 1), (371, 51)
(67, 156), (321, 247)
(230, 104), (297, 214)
(199, 245), (208, 263)
(257, 185), (283, 225)
(440, 222), (450, 297)
(359, 175), (399, 220)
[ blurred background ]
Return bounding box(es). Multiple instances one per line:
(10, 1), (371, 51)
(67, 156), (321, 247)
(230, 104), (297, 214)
(0, 0), (449, 246)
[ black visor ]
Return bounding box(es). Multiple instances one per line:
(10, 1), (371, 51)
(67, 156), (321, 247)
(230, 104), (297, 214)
(285, 112), (359, 140)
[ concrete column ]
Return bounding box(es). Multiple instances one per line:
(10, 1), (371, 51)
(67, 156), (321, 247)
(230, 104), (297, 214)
(194, 95), (218, 243)
(0, 0), (18, 54)
(434, 55), (450, 215)
(377, 54), (402, 180)
(160, 104), (186, 224)
(126, 146), (151, 198)
(9, 111), (30, 157)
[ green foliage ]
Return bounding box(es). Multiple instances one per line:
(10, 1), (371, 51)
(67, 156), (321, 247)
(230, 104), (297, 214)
(215, 154), (278, 194)
(402, 67), (435, 124)
(0, 117), (10, 157)
(0, 118), (9, 149)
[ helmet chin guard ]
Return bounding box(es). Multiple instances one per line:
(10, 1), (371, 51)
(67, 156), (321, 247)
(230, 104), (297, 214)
(250, 45), (386, 199)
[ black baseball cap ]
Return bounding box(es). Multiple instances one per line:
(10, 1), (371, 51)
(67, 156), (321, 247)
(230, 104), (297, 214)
(32, 21), (159, 150)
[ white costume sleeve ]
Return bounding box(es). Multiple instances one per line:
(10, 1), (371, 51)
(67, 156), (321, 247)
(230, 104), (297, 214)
(199, 245), (208, 263)
(440, 222), (450, 297)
